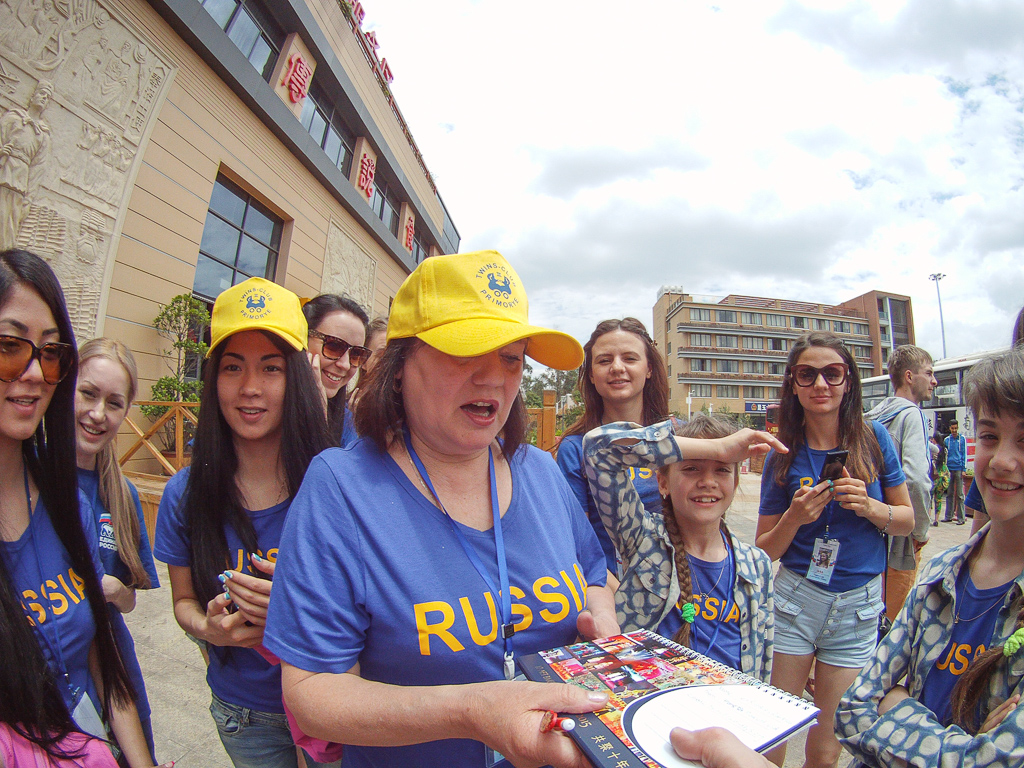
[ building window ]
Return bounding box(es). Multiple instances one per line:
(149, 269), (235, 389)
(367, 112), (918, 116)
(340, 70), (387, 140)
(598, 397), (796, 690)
(677, 373), (685, 383)
(667, 364), (671, 376)
(814, 318), (831, 331)
(666, 341), (671, 354)
(742, 336), (764, 350)
(766, 386), (781, 399)
(690, 308), (711, 322)
(860, 367), (873, 380)
(744, 386), (765, 399)
(299, 82), (355, 177)
(854, 323), (869, 335)
(718, 360), (738, 373)
(199, 0), (284, 80)
(853, 345), (871, 360)
(717, 309), (736, 323)
(768, 362), (785, 375)
(411, 228), (429, 264)
(740, 312), (762, 325)
(370, 179), (400, 235)
(833, 320), (851, 334)
(716, 335), (738, 348)
(766, 314), (786, 327)
(691, 358), (713, 372)
(194, 176), (282, 301)
(768, 337), (787, 351)
(439, 196), (460, 254)
(744, 361), (764, 374)
(792, 316), (807, 329)
(690, 333), (712, 347)
(691, 384), (712, 398)
(717, 384), (739, 398)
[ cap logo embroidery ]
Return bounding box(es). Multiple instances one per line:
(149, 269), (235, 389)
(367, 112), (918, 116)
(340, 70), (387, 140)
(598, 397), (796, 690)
(241, 287), (272, 319)
(476, 263), (519, 309)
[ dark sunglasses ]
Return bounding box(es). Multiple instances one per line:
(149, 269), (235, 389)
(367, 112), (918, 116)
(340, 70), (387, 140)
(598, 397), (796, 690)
(0, 335), (74, 385)
(309, 329), (372, 368)
(789, 363), (849, 388)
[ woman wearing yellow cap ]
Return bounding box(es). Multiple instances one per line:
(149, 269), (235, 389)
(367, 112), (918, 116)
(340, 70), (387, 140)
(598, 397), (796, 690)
(153, 278), (335, 768)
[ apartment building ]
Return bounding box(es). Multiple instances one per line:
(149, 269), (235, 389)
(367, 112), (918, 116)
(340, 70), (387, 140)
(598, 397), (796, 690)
(653, 288), (915, 428)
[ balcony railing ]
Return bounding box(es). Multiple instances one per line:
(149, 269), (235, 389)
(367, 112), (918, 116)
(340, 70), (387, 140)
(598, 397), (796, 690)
(119, 401), (199, 476)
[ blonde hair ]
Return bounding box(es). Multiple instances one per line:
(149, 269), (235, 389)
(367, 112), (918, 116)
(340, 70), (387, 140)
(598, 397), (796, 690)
(78, 338), (150, 589)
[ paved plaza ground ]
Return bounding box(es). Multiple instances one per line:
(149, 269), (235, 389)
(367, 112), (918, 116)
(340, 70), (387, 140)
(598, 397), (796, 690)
(127, 471), (974, 767)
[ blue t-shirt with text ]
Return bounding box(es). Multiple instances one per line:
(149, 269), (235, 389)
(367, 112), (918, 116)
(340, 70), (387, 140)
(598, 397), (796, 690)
(557, 433), (662, 574)
(920, 569), (1011, 726)
(264, 439), (607, 768)
(759, 421), (906, 592)
(945, 434), (967, 472)
(1, 494), (103, 720)
(153, 468), (289, 714)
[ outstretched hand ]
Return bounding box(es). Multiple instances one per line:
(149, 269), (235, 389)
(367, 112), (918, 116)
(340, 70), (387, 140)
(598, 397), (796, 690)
(670, 727), (771, 768)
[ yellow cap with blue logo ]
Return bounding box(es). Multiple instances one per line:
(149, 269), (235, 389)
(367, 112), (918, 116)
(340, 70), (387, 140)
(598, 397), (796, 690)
(207, 277), (308, 356)
(387, 250), (584, 370)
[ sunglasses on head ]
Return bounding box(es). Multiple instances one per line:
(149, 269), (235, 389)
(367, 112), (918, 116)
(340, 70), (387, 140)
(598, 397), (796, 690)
(309, 329), (372, 368)
(789, 363), (849, 388)
(0, 335), (74, 385)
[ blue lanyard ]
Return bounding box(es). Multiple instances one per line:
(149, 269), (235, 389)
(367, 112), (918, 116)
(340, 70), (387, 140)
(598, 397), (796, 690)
(691, 528), (735, 656)
(402, 427), (517, 680)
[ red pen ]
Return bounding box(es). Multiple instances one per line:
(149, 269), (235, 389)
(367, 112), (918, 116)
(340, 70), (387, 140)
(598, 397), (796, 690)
(540, 710), (576, 733)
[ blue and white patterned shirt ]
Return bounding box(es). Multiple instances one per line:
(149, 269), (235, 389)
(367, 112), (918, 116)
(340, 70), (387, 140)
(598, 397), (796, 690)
(836, 524), (1024, 767)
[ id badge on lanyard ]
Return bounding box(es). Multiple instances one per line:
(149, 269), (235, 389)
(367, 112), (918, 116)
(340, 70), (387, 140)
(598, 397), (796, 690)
(70, 684), (107, 740)
(807, 536), (840, 585)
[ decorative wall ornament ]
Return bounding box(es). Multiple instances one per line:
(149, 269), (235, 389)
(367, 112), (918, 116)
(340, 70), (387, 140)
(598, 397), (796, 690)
(0, 0), (174, 340)
(322, 219), (376, 313)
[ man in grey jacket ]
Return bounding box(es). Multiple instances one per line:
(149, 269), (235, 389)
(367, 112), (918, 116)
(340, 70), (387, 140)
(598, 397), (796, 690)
(865, 345), (936, 622)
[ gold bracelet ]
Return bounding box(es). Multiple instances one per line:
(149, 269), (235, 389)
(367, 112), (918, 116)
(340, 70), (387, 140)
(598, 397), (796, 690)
(880, 504), (893, 534)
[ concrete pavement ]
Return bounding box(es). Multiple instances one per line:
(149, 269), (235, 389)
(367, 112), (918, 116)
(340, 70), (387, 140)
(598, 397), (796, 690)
(126, 472), (975, 767)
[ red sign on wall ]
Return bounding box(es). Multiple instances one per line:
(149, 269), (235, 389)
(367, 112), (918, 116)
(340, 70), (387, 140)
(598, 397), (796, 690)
(357, 154), (376, 198)
(281, 53), (313, 104)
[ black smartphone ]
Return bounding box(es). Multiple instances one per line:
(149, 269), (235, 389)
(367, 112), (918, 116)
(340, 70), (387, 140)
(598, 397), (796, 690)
(818, 450), (849, 483)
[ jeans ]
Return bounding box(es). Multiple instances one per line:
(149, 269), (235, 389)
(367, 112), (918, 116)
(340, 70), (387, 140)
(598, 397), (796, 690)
(945, 470), (965, 522)
(210, 694), (340, 768)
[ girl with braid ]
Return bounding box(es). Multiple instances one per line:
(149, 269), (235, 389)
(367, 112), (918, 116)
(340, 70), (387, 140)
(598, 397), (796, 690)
(584, 413), (780, 681)
(836, 347), (1024, 766)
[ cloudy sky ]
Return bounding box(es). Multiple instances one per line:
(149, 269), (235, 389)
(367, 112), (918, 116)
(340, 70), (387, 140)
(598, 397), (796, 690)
(363, 0), (1024, 360)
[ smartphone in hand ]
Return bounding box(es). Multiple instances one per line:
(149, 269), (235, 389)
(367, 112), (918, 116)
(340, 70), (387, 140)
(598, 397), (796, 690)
(819, 450), (849, 483)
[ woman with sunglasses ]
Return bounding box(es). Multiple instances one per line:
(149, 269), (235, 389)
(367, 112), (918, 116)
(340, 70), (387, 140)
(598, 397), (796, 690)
(154, 278), (335, 768)
(755, 332), (913, 768)
(302, 294), (370, 446)
(75, 338), (161, 762)
(0, 250), (162, 766)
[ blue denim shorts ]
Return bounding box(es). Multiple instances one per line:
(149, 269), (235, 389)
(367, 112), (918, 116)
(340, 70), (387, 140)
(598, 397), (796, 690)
(772, 566), (884, 668)
(210, 694), (339, 768)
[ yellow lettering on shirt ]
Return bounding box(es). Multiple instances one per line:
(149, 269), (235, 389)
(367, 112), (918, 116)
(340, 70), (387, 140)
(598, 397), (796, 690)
(628, 467), (655, 481)
(44, 580), (69, 616)
(703, 597), (719, 621)
(56, 573), (80, 605)
(691, 594), (740, 624)
(560, 570), (583, 612)
(460, 593), (498, 646)
(414, 600), (465, 655)
(799, 476), (814, 488)
(509, 585), (533, 632)
(573, 563), (590, 609)
(726, 602), (740, 623)
(267, 548), (279, 563)
(534, 576), (570, 623)
(22, 590), (44, 625)
(936, 642), (986, 676)
(68, 569), (87, 601)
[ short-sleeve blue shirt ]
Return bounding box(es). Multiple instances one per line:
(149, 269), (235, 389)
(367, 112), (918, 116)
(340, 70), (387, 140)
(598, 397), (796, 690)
(264, 439), (607, 768)
(758, 421), (906, 592)
(153, 468), (289, 713)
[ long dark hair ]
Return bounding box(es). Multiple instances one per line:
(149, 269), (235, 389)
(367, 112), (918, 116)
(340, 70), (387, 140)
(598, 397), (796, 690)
(302, 294), (369, 444)
(950, 348), (1024, 732)
(772, 332), (882, 486)
(0, 250), (133, 755)
(354, 338), (528, 463)
(184, 331), (333, 607)
(562, 318), (669, 439)
(659, 414), (739, 647)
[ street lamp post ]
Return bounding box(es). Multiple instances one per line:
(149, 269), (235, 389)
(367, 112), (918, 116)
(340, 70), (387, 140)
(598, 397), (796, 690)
(929, 273), (947, 359)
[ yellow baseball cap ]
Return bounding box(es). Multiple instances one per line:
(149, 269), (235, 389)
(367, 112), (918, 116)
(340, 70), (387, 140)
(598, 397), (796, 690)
(387, 250), (584, 370)
(207, 277), (308, 356)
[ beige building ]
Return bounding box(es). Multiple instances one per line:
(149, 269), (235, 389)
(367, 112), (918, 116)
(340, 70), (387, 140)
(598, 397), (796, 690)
(653, 288), (915, 429)
(0, 0), (457, 461)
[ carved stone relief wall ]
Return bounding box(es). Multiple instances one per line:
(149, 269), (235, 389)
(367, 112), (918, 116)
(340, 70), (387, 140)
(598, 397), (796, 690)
(322, 219), (376, 314)
(0, 0), (174, 340)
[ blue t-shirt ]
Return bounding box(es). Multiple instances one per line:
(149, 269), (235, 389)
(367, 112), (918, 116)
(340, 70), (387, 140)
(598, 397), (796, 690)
(1, 494), (104, 720)
(153, 468), (289, 714)
(920, 569), (1011, 726)
(557, 432), (663, 574)
(758, 421), (906, 592)
(945, 434), (967, 472)
(965, 479), (985, 514)
(341, 403), (357, 448)
(657, 549), (742, 670)
(77, 468), (159, 725)
(264, 439), (607, 768)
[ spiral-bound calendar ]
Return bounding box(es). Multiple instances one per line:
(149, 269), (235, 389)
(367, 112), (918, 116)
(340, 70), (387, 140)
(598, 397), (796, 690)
(518, 629), (818, 768)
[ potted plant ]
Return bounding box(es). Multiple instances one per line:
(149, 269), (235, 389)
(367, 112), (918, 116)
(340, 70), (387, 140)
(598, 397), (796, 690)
(141, 294), (209, 457)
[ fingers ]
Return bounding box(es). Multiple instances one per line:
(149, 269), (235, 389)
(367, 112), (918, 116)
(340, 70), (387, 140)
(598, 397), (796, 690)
(575, 610), (598, 642)
(250, 552), (276, 576)
(545, 681), (611, 715)
(980, 694), (1020, 733)
(206, 592), (232, 617)
(222, 568), (273, 595)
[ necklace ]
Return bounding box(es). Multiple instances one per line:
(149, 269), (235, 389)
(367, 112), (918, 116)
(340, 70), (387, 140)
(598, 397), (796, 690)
(954, 563), (1009, 624)
(687, 553), (726, 601)
(236, 474), (287, 509)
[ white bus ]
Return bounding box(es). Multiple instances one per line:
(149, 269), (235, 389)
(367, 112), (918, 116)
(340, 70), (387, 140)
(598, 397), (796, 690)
(860, 348), (1008, 471)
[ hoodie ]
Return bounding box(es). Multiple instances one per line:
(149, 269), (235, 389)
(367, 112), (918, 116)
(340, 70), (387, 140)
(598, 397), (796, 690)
(865, 396), (932, 569)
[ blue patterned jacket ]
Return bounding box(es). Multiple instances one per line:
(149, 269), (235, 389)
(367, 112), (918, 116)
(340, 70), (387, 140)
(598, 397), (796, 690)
(583, 420), (774, 682)
(836, 524), (1024, 767)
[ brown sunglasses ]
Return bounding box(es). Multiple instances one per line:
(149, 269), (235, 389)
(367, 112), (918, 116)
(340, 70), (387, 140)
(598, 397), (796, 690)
(309, 329), (372, 368)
